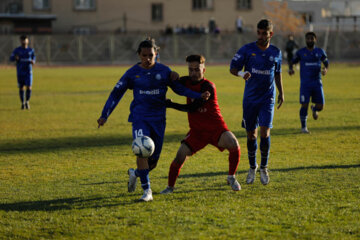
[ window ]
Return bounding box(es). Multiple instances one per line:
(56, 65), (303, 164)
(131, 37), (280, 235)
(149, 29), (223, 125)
(152, 4), (163, 22)
(73, 26), (96, 35)
(33, 0), (50, 10)
(74, 0), (95, 10)
(192, 0), (213, 10)
(236, 0), (251, 10)
(301, 13), (313, 24)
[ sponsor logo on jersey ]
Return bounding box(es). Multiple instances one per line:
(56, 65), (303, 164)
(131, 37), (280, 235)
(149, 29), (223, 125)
(251, 68), (271, 75)
(232, 53), (241, 61)
(305, 62), (319, 66)
(135, 75), (140, 78)
(139, 89), (160, 95)
(155, 74), (161, 80)
(251, 53), (256, 56)
(115, 81), (124, 88)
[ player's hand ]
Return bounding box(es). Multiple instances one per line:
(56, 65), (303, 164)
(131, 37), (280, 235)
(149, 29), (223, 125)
(243, 72), (251, 81)
(97, 117), (107, 128)
(15, 55), (19, 62)
(201, 91), (210, 100)
(277, 93), (284, 109)
(288, 69), (295, 76)
(321, 68), (327, 76)
(170, 71), (179, 81)
(30, 60), (35, 65)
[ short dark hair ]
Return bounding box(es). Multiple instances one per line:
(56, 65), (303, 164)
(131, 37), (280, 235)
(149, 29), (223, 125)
(305, 32), (317, 39)
(137, 37), (158, 54)
(20, 35), (28, 40)
(186, 54), (205, 64)
(257, 19), (273, 31)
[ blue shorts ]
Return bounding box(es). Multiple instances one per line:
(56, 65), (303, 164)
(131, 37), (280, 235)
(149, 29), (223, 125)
(132, 120), (166, 162)
(242, 100), (274, 131)
(17, 75), (32, 87)
(300, 84), (325, 104)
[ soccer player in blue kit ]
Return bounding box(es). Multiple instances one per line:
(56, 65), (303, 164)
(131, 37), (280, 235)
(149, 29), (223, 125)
(230, 19), (284, 185)
(288, 32), (329, 134)
(10, 35), (36, 110)
(97, 38), (209, 201)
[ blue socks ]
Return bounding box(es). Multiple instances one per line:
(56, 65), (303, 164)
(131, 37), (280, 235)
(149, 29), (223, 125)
(260, 137), (270, 168)
(300, 107), (308, 129)
(247, 138), (257, 168)
(19, 89), (25, 103)
(136, 169), (150, 190)
(26, 89), (32, 101)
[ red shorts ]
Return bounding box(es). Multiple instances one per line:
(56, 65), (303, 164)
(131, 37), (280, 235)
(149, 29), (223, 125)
(182, 126), (229, 154)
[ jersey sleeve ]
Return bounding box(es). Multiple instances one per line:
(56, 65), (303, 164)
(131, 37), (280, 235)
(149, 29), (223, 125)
(168, 79), (202, 99)
(275, 50), (282, 73)
(31, 49), (36, 63)
(320, 49), (329, 68)
(230, 46), (246, 71)
(9, 48), (18, 62)
(100, 73), (130, 119)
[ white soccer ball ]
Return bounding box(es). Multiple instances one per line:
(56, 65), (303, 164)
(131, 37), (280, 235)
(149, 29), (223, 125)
(132, 136), (155, 158)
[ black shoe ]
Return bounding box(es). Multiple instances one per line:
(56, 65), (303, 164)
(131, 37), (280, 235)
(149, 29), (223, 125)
(21, 103), (25, 110)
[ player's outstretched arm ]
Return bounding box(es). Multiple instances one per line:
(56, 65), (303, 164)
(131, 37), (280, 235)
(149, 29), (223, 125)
(169, 71), (180, 81)
(166, 98), (204, 112)
(275, 73), (284, 109)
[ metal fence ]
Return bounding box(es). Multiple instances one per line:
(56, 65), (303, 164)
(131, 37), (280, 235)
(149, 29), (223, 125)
(1, 31), (359, 65)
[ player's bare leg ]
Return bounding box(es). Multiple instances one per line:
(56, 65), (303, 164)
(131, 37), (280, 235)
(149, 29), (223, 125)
(259, 127), (270, 185)
(161, 143), (191, 194)
(218, 131), (241, 191)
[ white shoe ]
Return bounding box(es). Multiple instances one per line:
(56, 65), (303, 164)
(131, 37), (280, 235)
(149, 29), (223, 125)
(227, 175), (241, 191)
(301, 127), (310, 134)
(140, 188), (153, 202)
(246, 164), (258, 184)
(260, 167), (270, 185)
(160, 186), (174, 194)
(127, 168), (137, 192)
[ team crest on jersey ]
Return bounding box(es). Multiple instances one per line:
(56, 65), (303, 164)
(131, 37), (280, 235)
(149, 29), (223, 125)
(155, 74), (161, 80)
(269, 56), (274, 61)
(315, 53), (318, 57)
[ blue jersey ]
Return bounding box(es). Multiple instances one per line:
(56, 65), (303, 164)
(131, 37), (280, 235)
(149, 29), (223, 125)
(292, 47), (328, 86)
(230, 42), (282, 103)
(101, 62), (202, 122)
(10, 47), (36, 80)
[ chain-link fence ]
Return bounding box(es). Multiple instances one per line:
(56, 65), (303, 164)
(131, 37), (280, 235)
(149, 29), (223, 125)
(1, 32), (359, 65)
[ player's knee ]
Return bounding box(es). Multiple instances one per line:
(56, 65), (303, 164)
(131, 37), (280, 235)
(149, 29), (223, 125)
(148, 157), (159, 171)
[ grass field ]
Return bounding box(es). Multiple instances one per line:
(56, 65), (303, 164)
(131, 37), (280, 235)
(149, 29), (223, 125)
(0, 63), (359, 239)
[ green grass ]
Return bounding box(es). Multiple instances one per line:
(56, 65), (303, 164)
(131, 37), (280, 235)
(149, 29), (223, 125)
(0, 64), (359, 239)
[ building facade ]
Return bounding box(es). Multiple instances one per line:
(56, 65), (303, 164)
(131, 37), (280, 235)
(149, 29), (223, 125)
(0, 0), (265, 34)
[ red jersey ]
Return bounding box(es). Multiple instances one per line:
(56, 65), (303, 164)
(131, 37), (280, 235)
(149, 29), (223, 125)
(180, 77), (228, 131)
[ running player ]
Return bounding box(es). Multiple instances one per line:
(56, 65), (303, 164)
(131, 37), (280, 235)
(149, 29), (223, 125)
(230, 19), (284, 185)
(10, 35), (36, 110)
(288, 32), (329, 133)
(160, 54), (241, 194)
(97, 38), (209, 201)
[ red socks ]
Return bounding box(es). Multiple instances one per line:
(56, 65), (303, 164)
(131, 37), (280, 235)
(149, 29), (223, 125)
(228, 147), (240, 175)
(168, 161), (183, 187)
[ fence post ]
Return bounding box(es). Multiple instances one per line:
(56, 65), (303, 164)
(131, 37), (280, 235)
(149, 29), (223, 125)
(109, 34), (115, 63)
(205, 34), (211, 61)
(173, 34), (178, 62)
(78, 35), (83, 63)
(46, 35), (51, 65)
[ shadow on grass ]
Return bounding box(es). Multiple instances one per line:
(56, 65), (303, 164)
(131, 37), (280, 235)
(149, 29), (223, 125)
(171, 163), (360, 179)
(1, 125), (358, 154)
(0, 194), (148, 212)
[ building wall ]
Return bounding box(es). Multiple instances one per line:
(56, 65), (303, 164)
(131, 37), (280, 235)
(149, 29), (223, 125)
(21, 0), (265, 34)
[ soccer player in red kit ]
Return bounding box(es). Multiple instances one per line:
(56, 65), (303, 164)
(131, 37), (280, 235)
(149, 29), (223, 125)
(160, 54), (241, 193)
